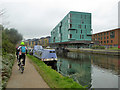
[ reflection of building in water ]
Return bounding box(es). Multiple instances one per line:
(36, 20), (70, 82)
(67, 52), (91, 61)
(57, 53), (91, 87)
(91, 55), (120, 75)
(118, 76), (120, 89)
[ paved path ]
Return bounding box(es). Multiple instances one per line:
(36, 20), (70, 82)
(6, 56), (49, 88)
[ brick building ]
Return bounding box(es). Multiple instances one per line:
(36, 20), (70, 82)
(25, 36), (51, 48)
(92, 28), (120, 48)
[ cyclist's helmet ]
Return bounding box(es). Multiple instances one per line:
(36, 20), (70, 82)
(21, 42), (25, 45)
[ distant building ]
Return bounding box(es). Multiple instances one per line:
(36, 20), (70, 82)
(40, 37), (45, 46)
(26, 38), (39, 48)
(26, 36), (51, 48)
(45, 36), (51, 47)
(40, 36), (51, 48)
(50, 11), (92, 48)
(92, 28), (120, 48)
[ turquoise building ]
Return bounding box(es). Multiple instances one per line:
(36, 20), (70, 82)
(50, 11), (92, 48)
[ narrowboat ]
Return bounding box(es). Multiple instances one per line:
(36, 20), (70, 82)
(33, 45), (57, 61)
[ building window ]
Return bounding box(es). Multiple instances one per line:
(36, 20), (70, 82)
(29, 41), (31, 45)
(69, 24), (72, 28)
(107, 36), (109, 39)
(101, 37), (102, 40)
(70, 34), (72, 38)
(69, 14), (72, 18)
(101, 41), (102, 44)
(85, 15), (86, 19)
(35, 41), (37, 45)
(53, 37), (55, 42)
(81, 15), (82, 18)
(107, 32), (109, 35)
(78, 25), (81, 28)
(68, 19), (72, 23)
(32, 41), (34, 45)
(82, 20), (84, 24)
(111, 40), (113, 43)
(104, 41), (106, 43)
(85, 25), (86, 29)
(60, 33), (62, 40)
(82, 35), (84, 39)
(81, 30), (82, 34)
(70, 19), (72, 23)
(107, 40), (109, 43)
(80, 35), (81, 39)
(85, 30), (87, 34)
(110, 31), (115, 38)
(68, 19), (70, 23)
(104, 33), (106, 35)
(104, 37), (106, 39)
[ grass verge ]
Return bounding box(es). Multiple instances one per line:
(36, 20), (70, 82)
(108, 47), (119, 50)
(27, 54), (85, 89)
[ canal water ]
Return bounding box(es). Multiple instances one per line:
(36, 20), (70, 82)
(56, 52), (120, 88)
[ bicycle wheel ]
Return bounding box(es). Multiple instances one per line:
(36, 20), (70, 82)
(21, 65), (24, 74)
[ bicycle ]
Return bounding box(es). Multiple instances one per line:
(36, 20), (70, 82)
(18, 58), (24, 74)
(19, 62), (24, 74)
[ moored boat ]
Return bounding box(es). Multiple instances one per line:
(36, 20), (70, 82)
(33, 45), (57, 61)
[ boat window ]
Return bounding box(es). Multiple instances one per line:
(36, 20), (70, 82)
(50, 51), (55, 53)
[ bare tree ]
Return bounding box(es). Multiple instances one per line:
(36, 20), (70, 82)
(0, 8), (10, 28)
(0, 9), (5, 16)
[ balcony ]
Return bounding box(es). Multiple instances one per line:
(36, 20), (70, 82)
(87, 32), (92, 36)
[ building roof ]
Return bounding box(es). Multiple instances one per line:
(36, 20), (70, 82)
(93, 28), (120, 35)
(40, 37), (45, 39)
(46, 36), (51, 38)
(69, 11), (91, 14)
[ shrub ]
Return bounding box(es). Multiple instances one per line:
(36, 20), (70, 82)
(91, 45), (105, 49)
(2, 54), (15, 90)
(1, 25), (22, 89)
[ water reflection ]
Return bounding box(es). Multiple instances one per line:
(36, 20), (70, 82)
(91, 55), (120, 75)
(56, 52), (120, 88)
(57, 52), (91, 88)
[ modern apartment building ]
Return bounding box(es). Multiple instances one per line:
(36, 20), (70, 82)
(50, 11), (92, 48)
(92, 28), (120, 48)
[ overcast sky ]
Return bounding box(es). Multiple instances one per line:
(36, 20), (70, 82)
(0, 0), (119, 39)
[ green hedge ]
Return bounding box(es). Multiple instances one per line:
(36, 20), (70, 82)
(91, 45), (105, 49)
(1, 25), (22, 89)
(27, 54), (86, 89)
(2, 54), (15, 90)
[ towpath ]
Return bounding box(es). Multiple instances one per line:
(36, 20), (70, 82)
(6, 56), (49, 88)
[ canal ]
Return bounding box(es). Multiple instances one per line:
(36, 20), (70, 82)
(56, 52), (120, 88)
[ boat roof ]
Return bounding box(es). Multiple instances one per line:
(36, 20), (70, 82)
(43, 49), (55, 51)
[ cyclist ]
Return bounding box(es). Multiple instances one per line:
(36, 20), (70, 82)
(18, 42), (27, 67)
